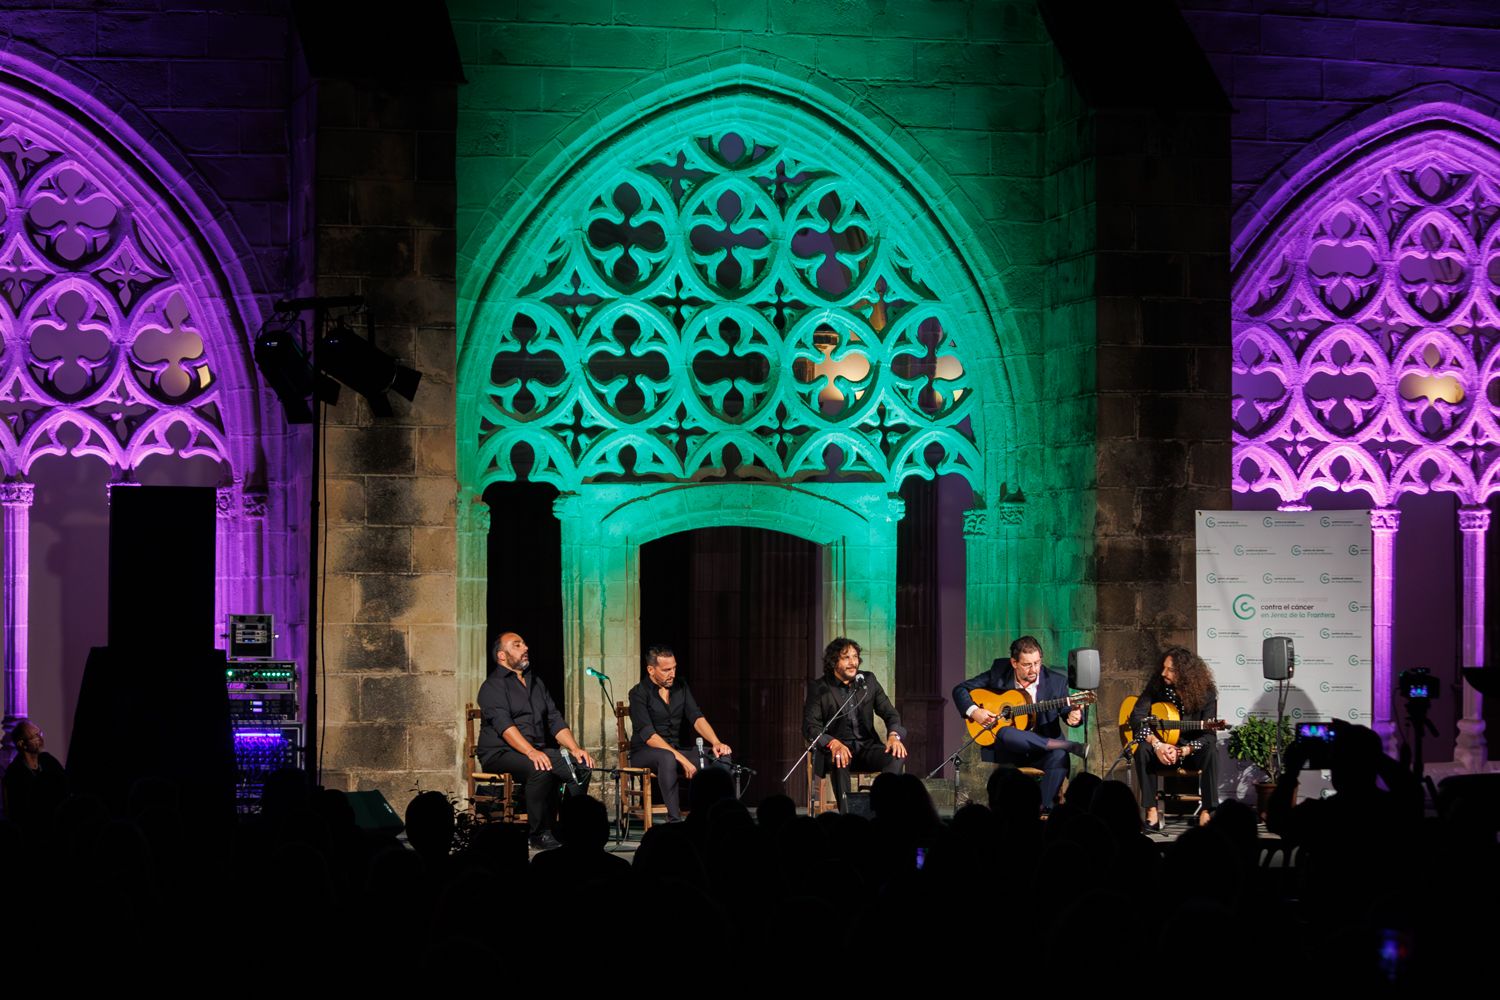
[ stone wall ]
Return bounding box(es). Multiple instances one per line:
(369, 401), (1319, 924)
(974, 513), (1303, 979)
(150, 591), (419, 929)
(311, 71), (461, 805)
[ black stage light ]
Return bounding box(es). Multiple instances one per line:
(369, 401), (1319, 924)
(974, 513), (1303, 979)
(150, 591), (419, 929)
(253, 322), (316, 423)
(316, 321), (421, 417)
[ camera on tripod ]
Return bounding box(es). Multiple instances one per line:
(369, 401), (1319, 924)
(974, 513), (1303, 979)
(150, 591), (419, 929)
(1398, 667), (1439, 702)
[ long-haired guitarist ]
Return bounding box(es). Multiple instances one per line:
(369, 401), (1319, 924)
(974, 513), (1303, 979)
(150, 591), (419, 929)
(952, 636), (1088, 812)
(1129, 646), (1219, 829)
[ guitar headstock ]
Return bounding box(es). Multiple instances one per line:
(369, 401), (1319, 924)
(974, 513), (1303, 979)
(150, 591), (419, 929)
(1070, 691), (1098, 706)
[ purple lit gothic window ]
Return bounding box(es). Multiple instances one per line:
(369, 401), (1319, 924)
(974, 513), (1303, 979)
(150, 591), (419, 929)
(1232, 125), (1500, 508)
(0, 117), (228, 477)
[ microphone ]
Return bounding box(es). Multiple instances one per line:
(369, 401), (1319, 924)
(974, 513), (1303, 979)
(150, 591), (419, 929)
(696, 736), (707, 770)
(585, 667), (609, 682)
(560, 747), (580, 786)
(855, 672), (867, 687)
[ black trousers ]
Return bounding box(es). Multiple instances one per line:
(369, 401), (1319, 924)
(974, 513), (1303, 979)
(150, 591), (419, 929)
(815, 741), (904, 811)
(482, 747), (591, 835)
(1134, 742), (1219, 814)
(629, 746), (734, 819)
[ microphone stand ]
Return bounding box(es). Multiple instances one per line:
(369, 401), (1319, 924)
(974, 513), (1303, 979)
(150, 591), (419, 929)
(927, 719), (997, 810)
(785, 679), (866, 788)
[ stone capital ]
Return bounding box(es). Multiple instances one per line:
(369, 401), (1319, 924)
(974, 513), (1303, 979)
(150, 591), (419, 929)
(961, 507), (987, 537)
(242, 491), (269, 518)
(0, 482), (35, 507)
(1369, 508), (1400, 532)
(1458, 506), (1491, 533)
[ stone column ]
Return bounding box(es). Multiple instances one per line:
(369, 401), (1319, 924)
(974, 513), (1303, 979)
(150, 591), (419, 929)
(1, 482), (35, 749)
(1370, 507), (1400, 754)
(456, 490), (492, 704)
(1454, 505), (1489, 770)
(216, 486), (236, 647)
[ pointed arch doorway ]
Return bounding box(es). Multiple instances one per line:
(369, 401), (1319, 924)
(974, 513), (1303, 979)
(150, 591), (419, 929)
(639, 525), (821, 806)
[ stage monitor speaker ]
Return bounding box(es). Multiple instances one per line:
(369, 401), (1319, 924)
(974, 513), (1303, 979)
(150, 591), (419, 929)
(108, 485), (216, 651)
(1263, 636), (1295, 680)
(68, 646), (235, 820)
(348, 790), (405, 837)
(1069, 648), (1101, 690)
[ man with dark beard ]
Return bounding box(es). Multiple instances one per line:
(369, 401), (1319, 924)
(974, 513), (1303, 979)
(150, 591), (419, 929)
(1129, 646), (1219, 828)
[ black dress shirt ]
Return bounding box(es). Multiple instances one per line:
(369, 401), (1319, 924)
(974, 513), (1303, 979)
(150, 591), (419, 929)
(628, 680), (705, 753)
(476, 664), (568, 757)
(803, 671), (906, 748)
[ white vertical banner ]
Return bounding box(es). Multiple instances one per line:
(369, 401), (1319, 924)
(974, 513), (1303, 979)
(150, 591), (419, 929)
(1196, 510), (1374, 742)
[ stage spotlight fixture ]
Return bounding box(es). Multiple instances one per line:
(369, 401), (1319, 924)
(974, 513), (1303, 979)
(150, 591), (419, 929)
(316, 321), (421, 417)
(253, 319), (316, 424)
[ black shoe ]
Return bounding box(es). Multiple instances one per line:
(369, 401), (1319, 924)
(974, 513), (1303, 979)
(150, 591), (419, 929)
(529, 832), (562, 851)
(1066, 740), (1090, 761)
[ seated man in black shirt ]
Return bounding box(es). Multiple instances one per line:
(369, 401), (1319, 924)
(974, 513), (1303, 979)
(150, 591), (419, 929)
(475, 632), (594, 850)
(803, 637), (907, 812)
(2, 719), (67, 834)
(627, 644), (733, 822)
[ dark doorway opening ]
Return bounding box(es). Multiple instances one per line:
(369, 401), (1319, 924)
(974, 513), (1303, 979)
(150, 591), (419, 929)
(639, 527), (821, 805)
(484, 480), (563, 699)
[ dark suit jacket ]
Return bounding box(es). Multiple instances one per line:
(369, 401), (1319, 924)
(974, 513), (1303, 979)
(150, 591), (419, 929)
(803, 671), (906, 772)
(953, 660), (1072, 760)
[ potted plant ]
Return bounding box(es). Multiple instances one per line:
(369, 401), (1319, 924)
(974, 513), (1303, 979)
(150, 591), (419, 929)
(1226, 715), (1297, 819)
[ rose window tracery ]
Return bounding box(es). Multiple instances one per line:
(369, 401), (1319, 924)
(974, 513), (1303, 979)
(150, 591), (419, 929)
(1234, 132), (1500, 506)
(478, 128), (980, 490)
(0, 111), (226, 474)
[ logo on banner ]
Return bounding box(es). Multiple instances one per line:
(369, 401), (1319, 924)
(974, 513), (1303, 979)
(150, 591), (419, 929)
(1232, 594), (1256, 620)
(1348, 655), (1372, 667)
(1321, 628), (1331, 638)
(1207, 628), (1217, 638)
(1205, 516), (1216, 527)
(1320, 573), (1330, 584)
(1236, 654), (1246, 665)
(1349, 601), (1364, 613)
(1261, 683), (1275, 693)
(1263, 573), (1273, 584)
(1236, 706), (1249, 718)
(1234, 545), (1245, 556)
(1264, 517), (1274, 527)
(1348, 544), (1369, 556)
(1291, 707), (1304, 718)
(1349, 708), (1369, 721)
(1262, 628), (1273, 638)
(1291, 544), (1302, 556)
(1320, 516), (1331, 527)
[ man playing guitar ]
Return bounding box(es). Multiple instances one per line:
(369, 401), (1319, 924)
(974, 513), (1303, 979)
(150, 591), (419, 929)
(952, 635), (1089, 812)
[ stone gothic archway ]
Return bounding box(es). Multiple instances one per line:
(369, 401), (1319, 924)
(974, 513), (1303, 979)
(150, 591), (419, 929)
(1232, 96), (1500, 764)
(0, 51), (276, 741)
(457, 62), (1035, 745)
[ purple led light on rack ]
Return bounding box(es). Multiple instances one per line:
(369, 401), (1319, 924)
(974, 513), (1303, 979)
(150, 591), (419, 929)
(233, 729), (288, 743)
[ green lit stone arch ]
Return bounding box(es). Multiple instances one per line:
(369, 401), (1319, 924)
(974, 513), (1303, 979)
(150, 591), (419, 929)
(456, 57), (1039, 736)
(458, 57), (1032, 502)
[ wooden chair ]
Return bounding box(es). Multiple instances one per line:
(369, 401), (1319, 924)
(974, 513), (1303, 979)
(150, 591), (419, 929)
(463, 703), (525, 825)
(614, 701), (669, 833)
(1154, 766), (1205, 820)
(805, 754), (880, 815)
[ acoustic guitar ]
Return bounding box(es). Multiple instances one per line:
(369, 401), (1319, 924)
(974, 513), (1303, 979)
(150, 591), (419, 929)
(1117, 695), (1227, 756)
(965, 688), (1097, 746)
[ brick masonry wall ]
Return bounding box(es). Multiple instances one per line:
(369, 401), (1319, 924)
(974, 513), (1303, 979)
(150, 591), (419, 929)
(314, 77), (460, 807)
(1091, 104), (1232, 742)
(1, 1), (293, 297)
(1177, 0), (1500, 246)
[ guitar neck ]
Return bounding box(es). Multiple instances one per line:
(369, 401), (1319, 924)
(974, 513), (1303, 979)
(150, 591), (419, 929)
(1149, 719), (1219, 732)
(1012, 694), (1076, 717)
